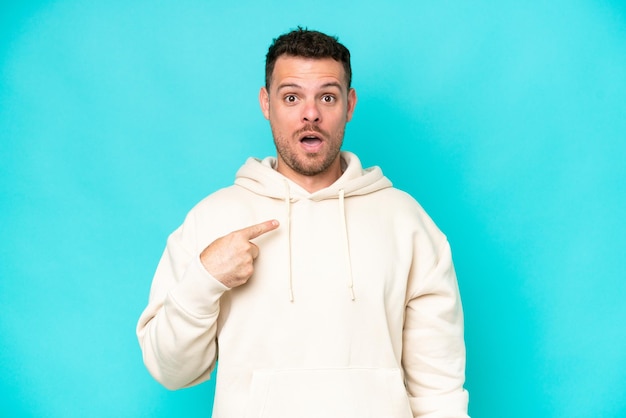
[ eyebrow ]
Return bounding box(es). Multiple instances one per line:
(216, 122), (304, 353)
(276, 83), (302, 92)
(276, 82), (344, 92)
(320, 82), (343, 90)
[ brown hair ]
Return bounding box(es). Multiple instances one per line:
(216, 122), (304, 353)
(265, 27), (352, 89)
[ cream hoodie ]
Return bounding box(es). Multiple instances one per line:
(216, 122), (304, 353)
(137, 152), (469, 417)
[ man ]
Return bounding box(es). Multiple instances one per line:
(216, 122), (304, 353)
(137, 28), (469, 417)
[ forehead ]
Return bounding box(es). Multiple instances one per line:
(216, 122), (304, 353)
(270, 56), (347, 90)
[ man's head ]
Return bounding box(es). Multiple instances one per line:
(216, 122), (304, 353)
(265, 27), (352, 90)
(259, 28), (357, 192)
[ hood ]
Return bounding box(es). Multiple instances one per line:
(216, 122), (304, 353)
(234, 151), (392, 201)
(234, 151), (392, 302)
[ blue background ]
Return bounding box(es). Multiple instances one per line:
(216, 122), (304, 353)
(1, 1), (625, 417)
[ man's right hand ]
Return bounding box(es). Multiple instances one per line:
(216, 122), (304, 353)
(199, 220), (279, 288)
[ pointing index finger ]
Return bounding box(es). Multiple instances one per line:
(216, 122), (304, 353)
(238, 219), (280, 240)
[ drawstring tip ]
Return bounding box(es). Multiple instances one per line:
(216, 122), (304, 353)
(288, 288), (294, 303)
(349, 286), (356, 301)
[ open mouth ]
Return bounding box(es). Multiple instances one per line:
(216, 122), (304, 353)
(297, 128), (326, 153)
(300, 135), (322, 146)
(299, 134), (324, 153)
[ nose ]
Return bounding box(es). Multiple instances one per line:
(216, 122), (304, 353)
(302, 99), (321, 123)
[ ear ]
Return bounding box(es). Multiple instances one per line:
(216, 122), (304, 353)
(259, 87), (270, 120)
(346, 88), (357, 122)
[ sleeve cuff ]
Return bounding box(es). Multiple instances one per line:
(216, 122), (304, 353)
(168, 255), (230, 317)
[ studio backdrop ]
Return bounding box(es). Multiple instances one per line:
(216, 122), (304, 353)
(1, 1), (625, 417)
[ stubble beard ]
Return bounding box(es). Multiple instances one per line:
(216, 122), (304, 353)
(272, 125), (345, 177)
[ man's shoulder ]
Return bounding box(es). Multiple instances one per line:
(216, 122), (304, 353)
(175, 184), (260, 238)
(373, 186), (446, 237)
(371, 186), (425, 212)
(188, 184), (251, 211)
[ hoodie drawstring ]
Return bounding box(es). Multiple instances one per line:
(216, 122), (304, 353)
(282, 183), (355, 302)
(283, 180), (295, 302)
(338, 189), (356, 301)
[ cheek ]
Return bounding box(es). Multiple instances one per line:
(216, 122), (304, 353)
(271, 109), (301, 130)
(325, 111), (348, 128)
(269, 112), (291, 134)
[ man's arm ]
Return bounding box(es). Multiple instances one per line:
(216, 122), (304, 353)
(402, 238), (470, 417)
(136, 213), (278, 389)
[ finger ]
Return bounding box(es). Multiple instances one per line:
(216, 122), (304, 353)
(237, 219), (280, 240)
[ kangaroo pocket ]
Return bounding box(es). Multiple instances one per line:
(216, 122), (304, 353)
(243, 368), (413, 418)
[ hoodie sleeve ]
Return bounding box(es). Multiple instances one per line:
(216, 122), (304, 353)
(403, 238), (470, 417)
(136, 210), (229, 390)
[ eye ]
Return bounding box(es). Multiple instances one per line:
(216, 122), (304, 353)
(321, 94), (336, 104)
(284, 94), (298, 104)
